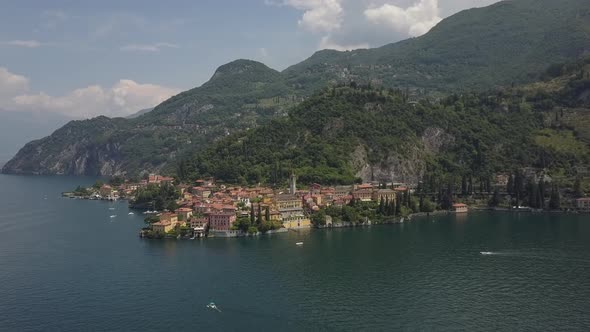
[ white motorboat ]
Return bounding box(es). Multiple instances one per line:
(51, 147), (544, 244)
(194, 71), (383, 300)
(480, 251), (494, 255)
(296, 242), (304, 246)
(110, 215), (117, 218)
(206, 302), (221, 312)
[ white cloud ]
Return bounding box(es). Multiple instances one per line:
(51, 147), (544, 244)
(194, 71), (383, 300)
(1, 40), (43, 48)
(270, 0), (499, 51)
(0, 67), (29, 102)
(365, 0), (442, 37)
(268, 0), (344, 33)
(120, 42), (179, 52)
(0, 67), (179, 118)
(319, 36), (368, 51)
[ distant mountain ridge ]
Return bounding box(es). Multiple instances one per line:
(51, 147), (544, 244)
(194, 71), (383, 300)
(126, 108), (154, 119)
(0, 110), (74, 164)
(3, 0), (590, 176)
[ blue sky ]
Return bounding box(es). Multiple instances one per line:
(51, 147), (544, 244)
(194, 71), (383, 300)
(0, 0), (498, 118)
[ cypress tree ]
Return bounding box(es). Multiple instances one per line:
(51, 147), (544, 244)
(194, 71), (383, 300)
(379, 197), (385, 215)
(535, 185), (543, 209)
(489, 188), (501, 207)
(250, 204), (255, 225)
(574, 177), (583, 197)
(507, 174), (514, 194)
(549, 185), (561, 210)
(387, 199), (396, 216)
(257, 204), (263, 225)
(528, 180), (538, 208)
(265, 206), (270, 222)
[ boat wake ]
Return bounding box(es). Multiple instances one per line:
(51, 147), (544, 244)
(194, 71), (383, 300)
(479, 250), (590, 264)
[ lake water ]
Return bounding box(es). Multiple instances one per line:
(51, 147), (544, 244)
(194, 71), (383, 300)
(1, 174), (589, 331)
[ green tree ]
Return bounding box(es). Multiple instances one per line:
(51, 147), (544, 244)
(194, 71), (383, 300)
(420, 198), (435, 212)
(311, 210), (327, 227)
(574, 177), (583, 197)
(256, 204), (263, 226)
(409, 196), (420, 213)
(549, 185), (561, 210)
(342, 206), (360, 223)
(233, 216), (252, 232)
(506, 175), (514, 194)
(144, 215), (160, 225)
(489, 188), (501, 207)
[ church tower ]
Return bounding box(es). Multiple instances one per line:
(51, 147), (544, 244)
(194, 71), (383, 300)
(290, 172), (297, 194)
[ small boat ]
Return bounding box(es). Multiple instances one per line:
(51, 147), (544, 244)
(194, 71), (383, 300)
(110, 215), (117, 218)
(109, 207), (115, 210)
(296, 242), (304, 246)
(206, 302), (221, 312)
(480, 251), (494, 255)
(128, 212), (134, 215)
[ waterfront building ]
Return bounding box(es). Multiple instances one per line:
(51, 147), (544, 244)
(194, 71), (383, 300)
(176, 207), (193, 221)
(452, 203), (468, 213)
(151, 221), (175, 234)
(576, 198), (590, 210)
(190, 217), (208, 229)
(160, 213), (178, 224)
(148, 174), (174, 185)
(275, 193), (310, 229)
(99, 184), (114, 197)
(334, 185), (353, 198)
(275, 194), (302, 210)
(372, 189), (396, 202)
(495, 174), (510, 187)
(208, 212), (237, 231)
(352, 189), (373, 202)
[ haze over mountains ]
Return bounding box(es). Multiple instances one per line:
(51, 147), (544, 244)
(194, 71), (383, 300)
(0, 110), (74, 164)
(2, 0), (590, 178)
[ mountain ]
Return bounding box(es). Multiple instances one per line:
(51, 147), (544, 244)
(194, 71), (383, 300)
(0, 110), (74, 164)
(3, 0), (590, 176)
(2, 60), (299, 175)
(284, 0), (590, 93)
(183, 57), (590, 186)
(126, 108), (154, 119)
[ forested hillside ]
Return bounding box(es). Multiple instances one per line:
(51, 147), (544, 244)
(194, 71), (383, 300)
(3, 0), (589, 176)
(180, 57), (590, 188)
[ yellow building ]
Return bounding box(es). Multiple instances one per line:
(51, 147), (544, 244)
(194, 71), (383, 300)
(151, 213), (180, 234)
(372, 189), (396, 202)
(275, 194), (302, 209)
(175, 208), (193, 221)
(151, 221), (175, 234)
(275, 194), (310, 229)
(282, 216), (311, 229)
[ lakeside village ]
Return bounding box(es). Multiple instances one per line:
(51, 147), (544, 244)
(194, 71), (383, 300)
(64, 170), (590, 239)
